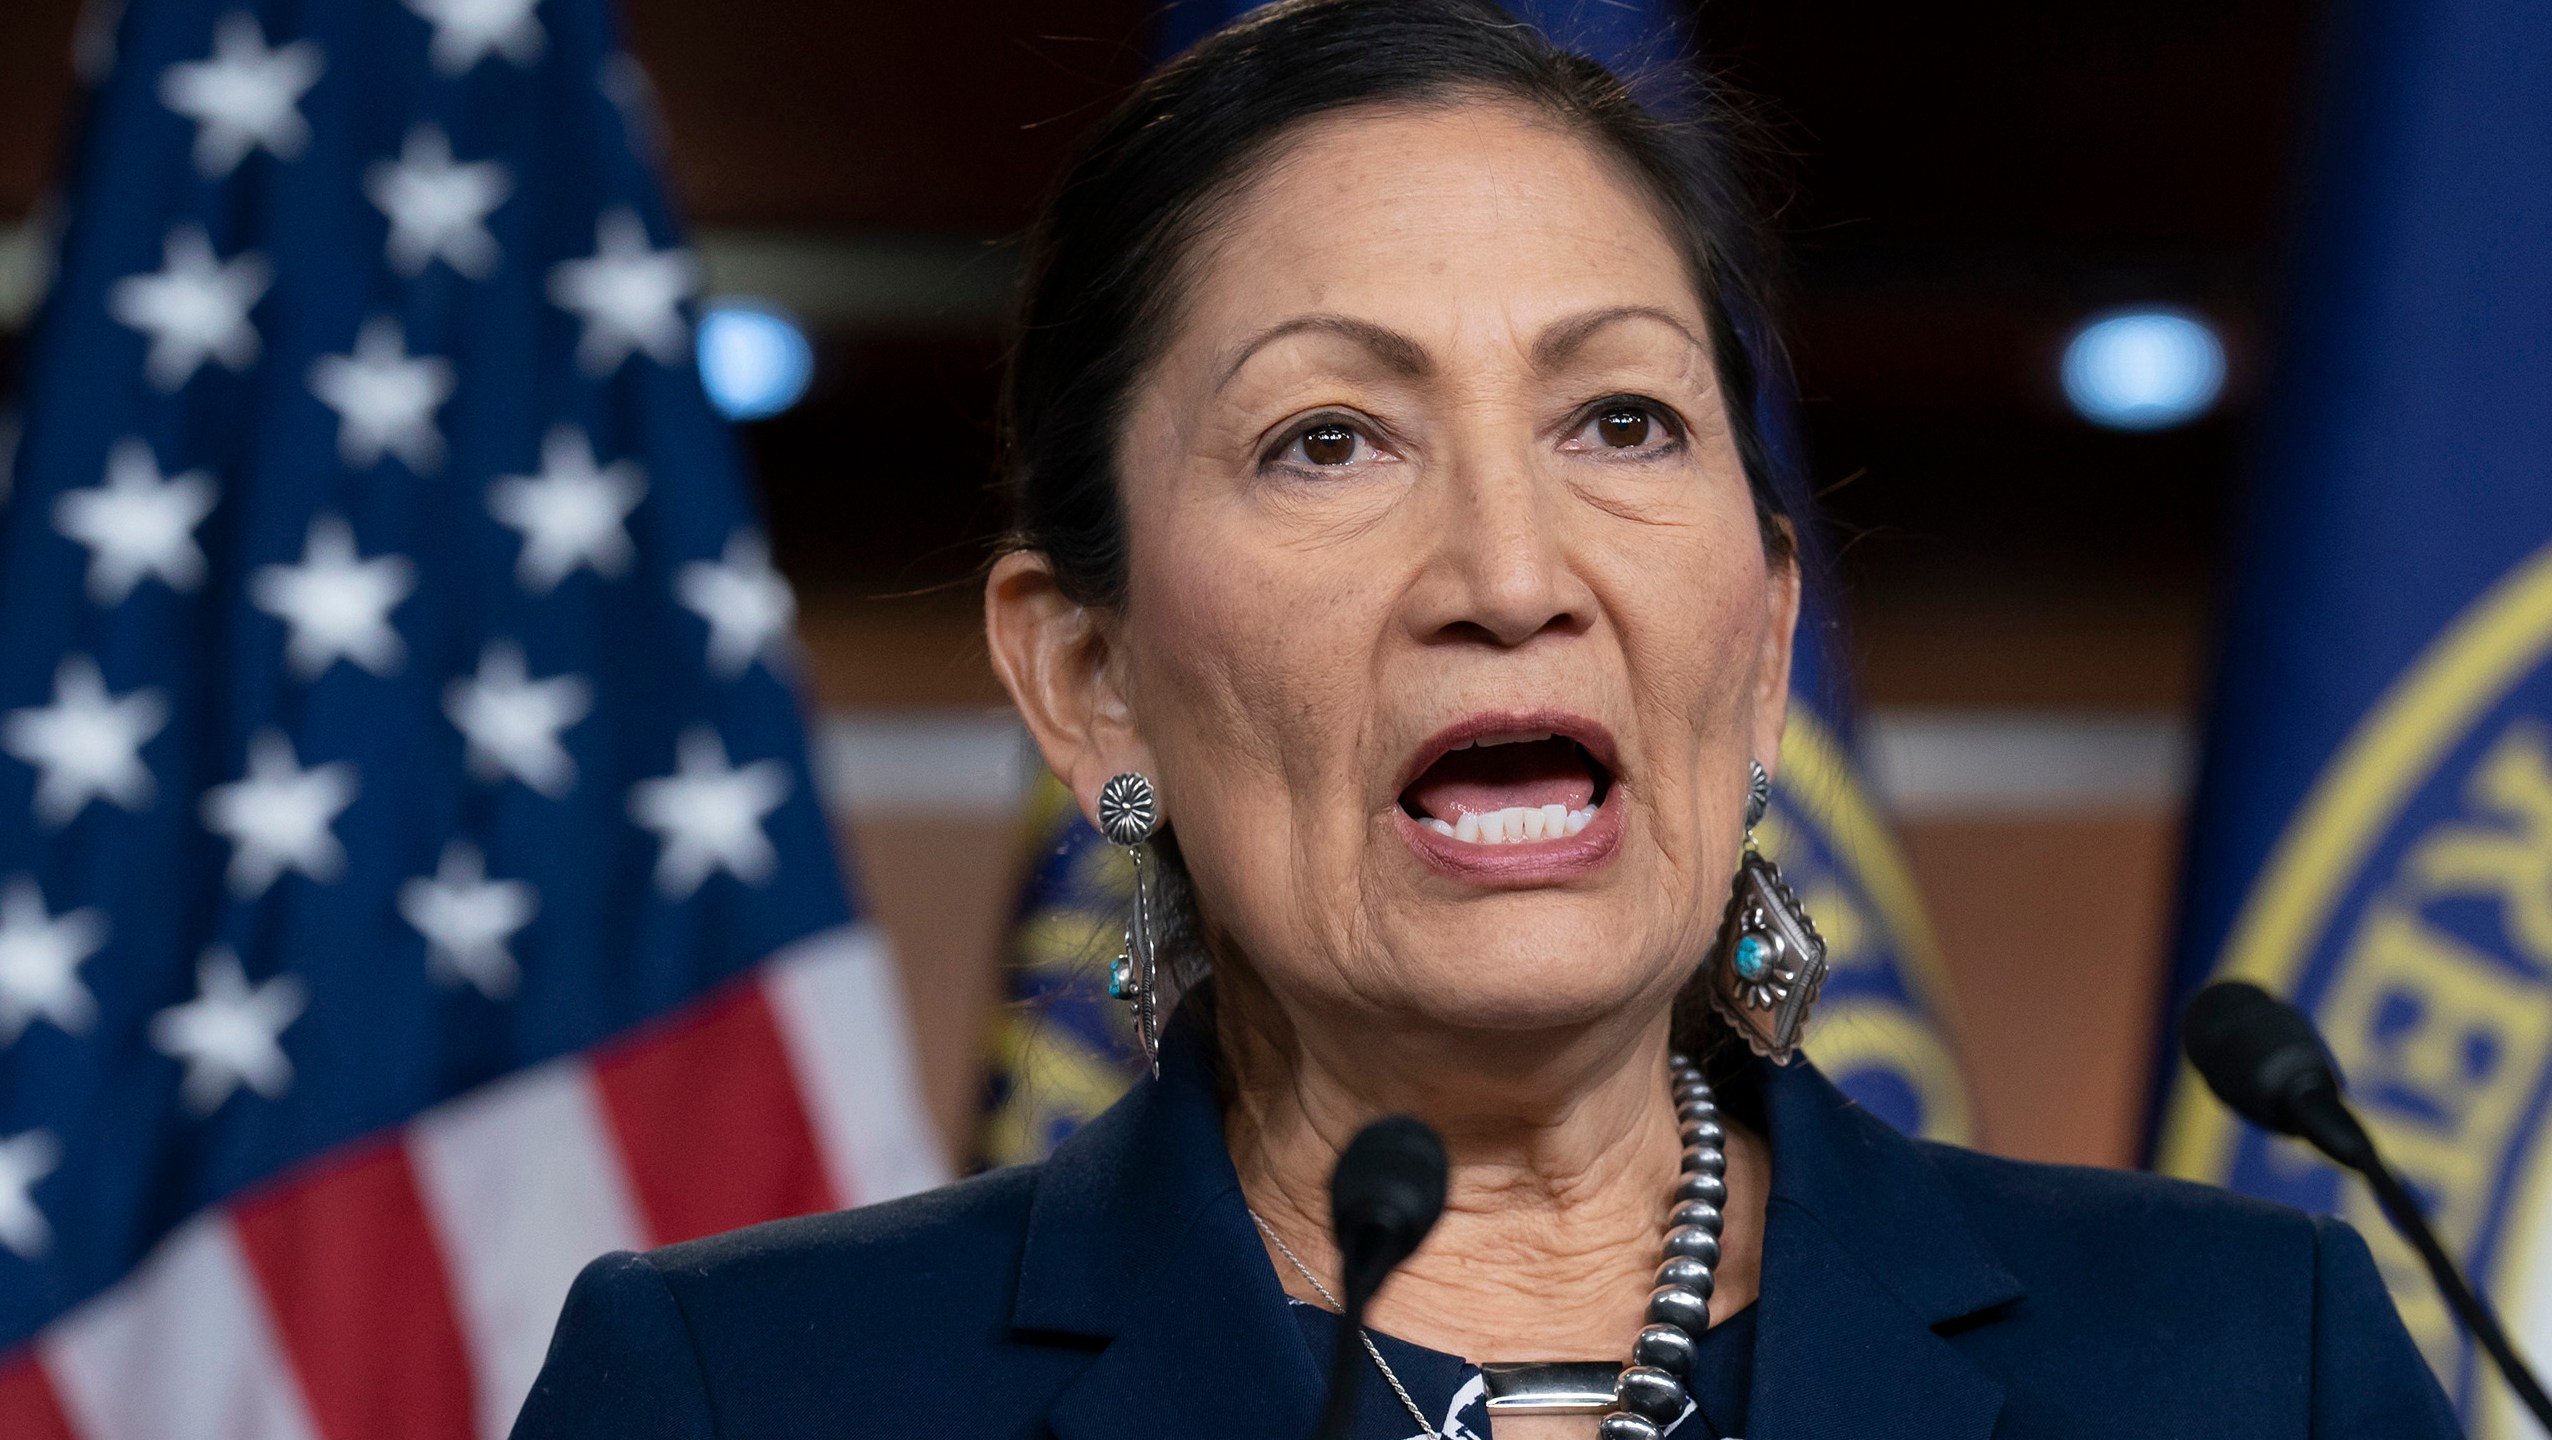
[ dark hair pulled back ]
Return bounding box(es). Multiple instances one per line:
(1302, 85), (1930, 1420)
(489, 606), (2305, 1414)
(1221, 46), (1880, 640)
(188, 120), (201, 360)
(998, 0), (1796, 608)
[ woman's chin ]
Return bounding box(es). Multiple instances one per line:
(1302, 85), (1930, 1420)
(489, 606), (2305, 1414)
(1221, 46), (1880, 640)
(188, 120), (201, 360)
(1357, 922), (1682, 1035)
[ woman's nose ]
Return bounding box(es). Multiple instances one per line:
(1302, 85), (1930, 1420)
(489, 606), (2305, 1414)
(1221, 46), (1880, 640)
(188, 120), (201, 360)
(1409, 449), (1591, 648)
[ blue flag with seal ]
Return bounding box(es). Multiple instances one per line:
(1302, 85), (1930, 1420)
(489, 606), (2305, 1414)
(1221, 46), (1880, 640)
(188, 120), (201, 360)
(2151, 0), (2552, 1430)
(980, 0), (1970, 1167)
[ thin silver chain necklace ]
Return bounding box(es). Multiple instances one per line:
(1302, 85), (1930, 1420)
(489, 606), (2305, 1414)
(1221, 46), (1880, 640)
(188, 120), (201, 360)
(1246, 1053), (1730, 1440)
(1253, 1210), (1447, 1438)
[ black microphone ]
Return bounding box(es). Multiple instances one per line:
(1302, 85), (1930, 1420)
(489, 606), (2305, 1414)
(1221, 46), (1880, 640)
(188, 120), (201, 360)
(2184, 980), (2552, 1427)
(1313, 1115), (1448, 1440)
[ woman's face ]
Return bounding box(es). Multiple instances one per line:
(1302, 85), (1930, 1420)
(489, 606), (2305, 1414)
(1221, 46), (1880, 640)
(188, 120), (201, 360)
(1010, 99), (1798, 1043)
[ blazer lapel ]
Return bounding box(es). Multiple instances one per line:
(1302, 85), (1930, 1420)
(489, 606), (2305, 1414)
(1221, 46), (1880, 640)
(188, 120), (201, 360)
(1743, 1057), (2025, 1440)
(1011, 1015), (2024, 1440)
(1013, 1009), (1323, 1440)
(1041, 1194), (1325, 1440)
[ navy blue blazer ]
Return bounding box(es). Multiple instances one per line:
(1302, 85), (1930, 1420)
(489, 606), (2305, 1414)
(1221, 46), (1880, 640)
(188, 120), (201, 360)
(511, 1013), (2459, 1439)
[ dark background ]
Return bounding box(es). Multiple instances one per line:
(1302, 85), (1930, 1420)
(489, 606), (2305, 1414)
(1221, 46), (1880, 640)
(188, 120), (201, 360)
(0, 0), (2333, 1164)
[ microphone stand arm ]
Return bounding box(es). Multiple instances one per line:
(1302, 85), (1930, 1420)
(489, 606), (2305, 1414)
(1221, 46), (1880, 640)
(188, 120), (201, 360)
(1312, 1298), (1368, 1440)
(2356, 1154), (2552, 1429)
(2291, 1083), (2552, 1428)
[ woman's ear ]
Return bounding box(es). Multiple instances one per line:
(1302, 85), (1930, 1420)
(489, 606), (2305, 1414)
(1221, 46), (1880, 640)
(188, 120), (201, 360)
(1751, 545), (1804, 776)
(984, 550), (1157, 818)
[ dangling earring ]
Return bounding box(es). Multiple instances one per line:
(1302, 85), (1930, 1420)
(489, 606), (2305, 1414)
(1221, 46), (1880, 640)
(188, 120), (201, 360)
(1705, 758), (1829, 1064)
(1097, 771), (1165, 1077)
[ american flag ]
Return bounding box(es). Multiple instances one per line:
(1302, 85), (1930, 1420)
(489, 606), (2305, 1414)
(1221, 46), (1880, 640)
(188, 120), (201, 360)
(0, 2), (948, 1437)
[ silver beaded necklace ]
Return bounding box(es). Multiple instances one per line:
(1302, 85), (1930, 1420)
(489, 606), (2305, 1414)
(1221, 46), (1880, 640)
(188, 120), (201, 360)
(1248, 1052), (1729, 1440)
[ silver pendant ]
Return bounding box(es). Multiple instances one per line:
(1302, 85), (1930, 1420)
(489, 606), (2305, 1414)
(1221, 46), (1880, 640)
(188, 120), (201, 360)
(1705, 849), (1828, 1063)
(1107, 847), (1161, 1076)
(1481, 1361), (1625, 1415)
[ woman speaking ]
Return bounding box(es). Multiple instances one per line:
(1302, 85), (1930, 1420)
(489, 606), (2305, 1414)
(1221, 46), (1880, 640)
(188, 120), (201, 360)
(513, 1), (2457, 1434)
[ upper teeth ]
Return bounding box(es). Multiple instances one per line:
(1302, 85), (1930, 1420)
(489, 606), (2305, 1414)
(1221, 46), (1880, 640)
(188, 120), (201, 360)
(1423, 804), (1596, 844)
(1447, 731), (1557, 752)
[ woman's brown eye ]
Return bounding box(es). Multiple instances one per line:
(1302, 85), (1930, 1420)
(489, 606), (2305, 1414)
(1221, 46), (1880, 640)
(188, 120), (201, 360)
(1596, 407), (1651, 448)
(1300, 424), (1358, 465)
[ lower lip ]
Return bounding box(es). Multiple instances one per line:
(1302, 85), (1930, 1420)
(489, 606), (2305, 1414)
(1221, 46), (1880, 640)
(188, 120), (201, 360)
(1392, 796), (1626, 884)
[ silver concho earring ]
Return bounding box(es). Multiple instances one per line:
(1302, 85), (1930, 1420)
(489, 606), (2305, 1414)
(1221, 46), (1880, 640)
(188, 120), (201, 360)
(1704, 758), (1829, 1064)
(1097, 771), (1165, 1077)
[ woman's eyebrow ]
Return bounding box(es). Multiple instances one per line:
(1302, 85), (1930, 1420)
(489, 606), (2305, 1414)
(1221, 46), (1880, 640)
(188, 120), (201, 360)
(1214, 313), (1432, 393)
(1531, 304), (1708, 371)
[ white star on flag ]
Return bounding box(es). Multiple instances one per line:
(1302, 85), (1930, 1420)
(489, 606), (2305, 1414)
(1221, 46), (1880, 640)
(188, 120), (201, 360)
(444, 640), (592, 797)
(1, 656), (167, 826)
(404, 0), (546, 78)
(52, 439), (218, 605)
(308, 317), (457, 473)
(157, 12), (324, 179)
(200, 730), (359, 898)
(148, 947), (307, 1114)
(0, 878), (107, 1047)
(548, 208), (698, 376)
(627, 727), (791, 899)
(488, 425), (647, 592)
(677, 529), (796, 679)
(399, 842), (537, 1001)
(250, 516), (417, 680)
(0, 1129), (61, 1261)
(108, 225), (271, 391)
(366, 124), (512, 279)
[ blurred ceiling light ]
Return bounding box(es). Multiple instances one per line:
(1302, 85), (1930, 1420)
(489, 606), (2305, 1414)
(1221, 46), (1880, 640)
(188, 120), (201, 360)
(2060, 307), (2225, 431)
(697, 299), (813, 422)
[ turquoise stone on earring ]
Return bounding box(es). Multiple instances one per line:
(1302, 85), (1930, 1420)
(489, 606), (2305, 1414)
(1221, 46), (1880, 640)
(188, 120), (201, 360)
(1734, 933), (1771, 981)
(1107, 954), (1133, 1000)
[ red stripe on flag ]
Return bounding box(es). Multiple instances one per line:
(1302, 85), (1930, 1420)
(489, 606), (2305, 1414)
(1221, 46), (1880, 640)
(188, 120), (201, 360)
(232, 1137), (479, 1440)
(0, 1349), (78, 1440)
(593, 978), (836, 1244)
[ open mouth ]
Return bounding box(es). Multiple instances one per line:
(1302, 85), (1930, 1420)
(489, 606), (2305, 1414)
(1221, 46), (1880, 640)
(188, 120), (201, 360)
(1398, 729), (1615, 846)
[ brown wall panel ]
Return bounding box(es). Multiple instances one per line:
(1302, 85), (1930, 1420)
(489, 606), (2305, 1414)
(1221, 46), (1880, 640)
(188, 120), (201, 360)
(0, 1), (79, 214)
(1901, 813), (2182, 1168)
(843, 813), (1022, 1163)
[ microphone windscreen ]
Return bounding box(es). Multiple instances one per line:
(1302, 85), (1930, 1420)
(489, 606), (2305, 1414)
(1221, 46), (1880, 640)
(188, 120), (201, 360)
(1330, 1115), (1447, 1304)
(2181, 980), (2338, 1135)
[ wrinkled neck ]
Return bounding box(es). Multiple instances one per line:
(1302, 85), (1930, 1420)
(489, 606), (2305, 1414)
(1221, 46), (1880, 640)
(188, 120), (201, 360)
(1211, 964), (1767, 1363)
